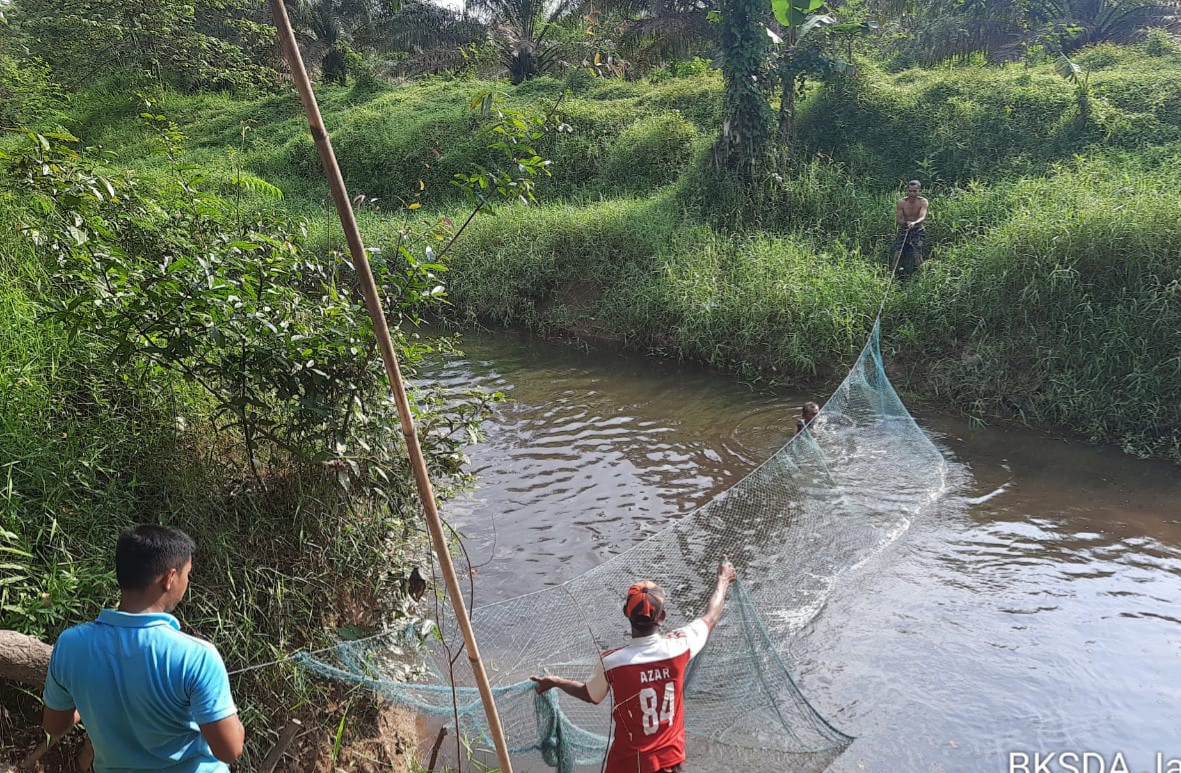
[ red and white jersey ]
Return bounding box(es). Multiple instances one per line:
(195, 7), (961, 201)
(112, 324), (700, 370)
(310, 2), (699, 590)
(585, 619), (710, 773)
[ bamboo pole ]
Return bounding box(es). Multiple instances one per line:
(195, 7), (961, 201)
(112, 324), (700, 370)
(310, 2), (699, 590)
(265, 5), (516, 773)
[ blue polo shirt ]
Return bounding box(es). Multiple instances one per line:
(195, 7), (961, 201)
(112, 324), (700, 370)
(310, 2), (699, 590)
(43, 610), (236, 773)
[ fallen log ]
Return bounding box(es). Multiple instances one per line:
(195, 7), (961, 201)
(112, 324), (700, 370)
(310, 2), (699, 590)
(0, 630), (52, 687)
(0, 630), (94, 772)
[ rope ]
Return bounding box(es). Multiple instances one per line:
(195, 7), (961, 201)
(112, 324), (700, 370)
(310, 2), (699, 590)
(226, 628), (397, 676)
(876, 226), (910, 321)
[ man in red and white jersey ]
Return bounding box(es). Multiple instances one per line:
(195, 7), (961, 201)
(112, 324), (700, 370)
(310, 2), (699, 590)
(532, 561), (737, 773)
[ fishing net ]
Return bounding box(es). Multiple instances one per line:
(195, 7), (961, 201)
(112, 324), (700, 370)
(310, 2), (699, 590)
(299, 321), (950, 772)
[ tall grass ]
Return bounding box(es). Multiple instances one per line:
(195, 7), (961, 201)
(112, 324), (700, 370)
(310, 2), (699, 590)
(0, 191), (425, 767)
(32, 44), (1181, 479)
(894, 156), (1181, 459)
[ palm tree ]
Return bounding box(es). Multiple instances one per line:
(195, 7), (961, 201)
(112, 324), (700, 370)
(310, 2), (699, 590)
(882, 0), (1179, 61)
(1028, 0), (1181, 50)
(605, 0), (719, 71)
(372, 0), (579, 82)
(287, 0), (403, 45)
(469, 0), (581, 82)
(376, 0), (487, 76)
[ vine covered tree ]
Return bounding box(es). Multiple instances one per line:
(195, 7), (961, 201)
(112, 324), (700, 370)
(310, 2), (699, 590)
(713, 0), (774, 178)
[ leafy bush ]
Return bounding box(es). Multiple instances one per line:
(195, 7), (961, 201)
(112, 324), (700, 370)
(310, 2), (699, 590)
(0, 114), (501, 637)
(602, 113), (700, 191)
(323, 40), (365, 84)
(1144, 27), (1178, 57)
(8, 0), (276, 92)
(0, 54), (63, 128)
(1076, 42), (1122, 69)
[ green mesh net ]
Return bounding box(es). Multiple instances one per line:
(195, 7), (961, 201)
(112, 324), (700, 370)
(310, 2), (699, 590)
(299, 321), (950, 772)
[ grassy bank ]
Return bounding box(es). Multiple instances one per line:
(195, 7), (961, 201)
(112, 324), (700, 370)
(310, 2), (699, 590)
(0, 142), (450, 770)
(50, 43), (1181, 463)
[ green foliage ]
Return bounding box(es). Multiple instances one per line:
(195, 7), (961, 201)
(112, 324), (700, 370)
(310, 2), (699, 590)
(713, 0), (775, 177)
(323, 40), (366, 84)
(5, 114), (497, 489)
(602, 114), (700, 191)
(0, 54), (63, 129)
(6, 0), (276, 92)
(1143, 27), (1178, 56)
(0, 117), (497, 636)
(1076, 42), (1122, 69)
(773, 0), (823, 29)
(457, 90), (569, 204)
(673, 56), (715, 77)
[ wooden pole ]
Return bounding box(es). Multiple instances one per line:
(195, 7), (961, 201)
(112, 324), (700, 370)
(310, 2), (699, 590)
(264, 5), (516, 773)
(258, 718), (303, 773)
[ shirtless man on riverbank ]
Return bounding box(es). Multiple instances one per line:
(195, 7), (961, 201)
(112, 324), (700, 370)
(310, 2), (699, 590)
(892, 180), (928, 279)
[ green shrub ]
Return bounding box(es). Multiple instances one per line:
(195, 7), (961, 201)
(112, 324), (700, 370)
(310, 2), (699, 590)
(1076, 43), (1122, 70)
(673, 57), (714, 78)
(0, 54), (63, 128)
(0, 120), (494, 764)
(1144, 27), (1178, 57)
(602, 113), (700, 192)
(322, 40), (365, 85)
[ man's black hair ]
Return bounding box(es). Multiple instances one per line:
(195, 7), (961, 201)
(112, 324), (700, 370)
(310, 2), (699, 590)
(115, 525), (196, 591)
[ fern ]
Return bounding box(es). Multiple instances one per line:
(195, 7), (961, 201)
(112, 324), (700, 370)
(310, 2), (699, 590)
(233, 173), (284, 200)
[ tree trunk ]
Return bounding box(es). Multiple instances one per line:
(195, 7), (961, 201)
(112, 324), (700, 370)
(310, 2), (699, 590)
(0, 630), (52, 687)
(713, 0), (774, 179)
(778, 67), (796, 147)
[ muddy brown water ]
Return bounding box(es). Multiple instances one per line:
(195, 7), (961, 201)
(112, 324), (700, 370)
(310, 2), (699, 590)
(424, 330), (1181, 773)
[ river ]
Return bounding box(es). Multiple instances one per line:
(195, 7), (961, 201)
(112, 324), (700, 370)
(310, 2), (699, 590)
(425, 329), (1181, 773)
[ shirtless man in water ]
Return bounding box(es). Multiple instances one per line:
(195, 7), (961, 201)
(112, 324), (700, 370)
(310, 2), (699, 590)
(892, 180), (928, 279)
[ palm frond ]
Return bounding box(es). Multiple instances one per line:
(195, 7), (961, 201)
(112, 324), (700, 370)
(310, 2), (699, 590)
(620, 10), (716, 64)
(234, 174), (285, 200)
(373, 0), (486, 52)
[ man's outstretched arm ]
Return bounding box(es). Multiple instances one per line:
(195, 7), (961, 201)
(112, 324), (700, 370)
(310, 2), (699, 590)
(700, 561), (737, 632)
(531, 675), (604, 704)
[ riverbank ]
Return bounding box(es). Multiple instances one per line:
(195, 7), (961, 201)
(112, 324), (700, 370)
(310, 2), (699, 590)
(55, 43), (1180, 463)
(0, 141), (467, 770)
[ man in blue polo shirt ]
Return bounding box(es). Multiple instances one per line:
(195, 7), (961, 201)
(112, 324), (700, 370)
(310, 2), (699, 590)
(42, 525), (245, 772)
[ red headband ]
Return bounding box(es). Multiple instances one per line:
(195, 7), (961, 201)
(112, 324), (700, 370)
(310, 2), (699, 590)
(625, 582), (664, 622)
